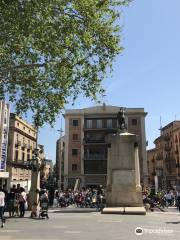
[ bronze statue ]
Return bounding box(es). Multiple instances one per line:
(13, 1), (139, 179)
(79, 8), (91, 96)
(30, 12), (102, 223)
(117, 107), (127, 130)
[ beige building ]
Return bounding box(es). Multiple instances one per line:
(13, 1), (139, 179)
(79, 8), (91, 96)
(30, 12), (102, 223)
(7, 113), (37, 191)
(0, 100), (10, 188)
(63, 105), (148, 189)
(147, 121), (180, 190)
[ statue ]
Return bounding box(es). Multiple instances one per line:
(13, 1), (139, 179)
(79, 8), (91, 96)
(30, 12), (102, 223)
(117, 107), (127, 130)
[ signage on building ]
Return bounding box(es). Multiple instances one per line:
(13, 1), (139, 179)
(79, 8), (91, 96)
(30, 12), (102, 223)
(0, 105), (9, 171)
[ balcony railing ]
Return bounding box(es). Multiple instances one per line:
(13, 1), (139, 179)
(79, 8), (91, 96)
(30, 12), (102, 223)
(156, 154), (163, 160)
(27, 145), (33, 150)
(84, 154), (106, 160)
(22, 143), (27, 148)
(84, 138), (105, 144)
(176, 163), (180, 168)
(175, 149), (179, 155)
(84, 160), (107, 174)
(164, 135), (171, 141)
(164, 145), (171, 151)
(15, 140), (21, 147)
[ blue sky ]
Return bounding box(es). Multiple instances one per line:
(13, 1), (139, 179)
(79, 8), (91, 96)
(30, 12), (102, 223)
(38, 0), (180, 161)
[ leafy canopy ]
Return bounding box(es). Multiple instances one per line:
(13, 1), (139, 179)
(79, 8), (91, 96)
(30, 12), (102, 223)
(0, 0), (131, 126)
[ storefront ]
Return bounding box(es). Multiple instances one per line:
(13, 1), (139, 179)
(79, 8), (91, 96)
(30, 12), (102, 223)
(0, 171), (9, 188)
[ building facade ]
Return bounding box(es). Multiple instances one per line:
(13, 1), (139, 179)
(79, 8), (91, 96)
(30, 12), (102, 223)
(7, 113), (37, 191)
(63, 105), (148, 188)
(0, 100), (10, 188)
(147, 121), (180, 190)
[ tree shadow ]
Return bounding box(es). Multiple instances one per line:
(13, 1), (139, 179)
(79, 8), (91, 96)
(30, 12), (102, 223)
(166, 221), (180, 224)
(52, 209), (99, 214)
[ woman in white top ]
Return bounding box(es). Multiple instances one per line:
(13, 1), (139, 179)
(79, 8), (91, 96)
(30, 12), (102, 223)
(0, 187), (5, 227)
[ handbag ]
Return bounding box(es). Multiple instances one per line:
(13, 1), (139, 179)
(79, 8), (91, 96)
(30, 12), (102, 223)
(24, 201), (28, 210)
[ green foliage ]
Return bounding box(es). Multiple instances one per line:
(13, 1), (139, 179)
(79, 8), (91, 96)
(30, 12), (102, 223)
(0, 0), (131, 126)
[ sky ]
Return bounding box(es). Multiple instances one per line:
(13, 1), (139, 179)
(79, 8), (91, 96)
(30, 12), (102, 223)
(38, 0), (180, 162)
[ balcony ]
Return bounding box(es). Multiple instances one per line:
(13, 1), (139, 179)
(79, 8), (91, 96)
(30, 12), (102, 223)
(176, 163), (180, 168)
(84, 154), (106, 160)
(83, 137), (105, 144)
(156, 154), (163, 160)
(164, 134), (170, 141)
(22, 143), (27, 148)
(175, 149), (179, 155)
(164, 145), (171, 151)
(15, 141), (21, 147)
(84, 160), (107, 174)
(27, 145), (32, 150)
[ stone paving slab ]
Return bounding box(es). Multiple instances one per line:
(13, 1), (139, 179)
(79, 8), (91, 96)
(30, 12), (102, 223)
(101, 207), (125, 214)
(124, 207), (146, 215)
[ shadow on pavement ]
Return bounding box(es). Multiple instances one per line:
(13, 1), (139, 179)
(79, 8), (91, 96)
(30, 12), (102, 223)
(166, 221), (180, 224)
(52, 209), (99, 214)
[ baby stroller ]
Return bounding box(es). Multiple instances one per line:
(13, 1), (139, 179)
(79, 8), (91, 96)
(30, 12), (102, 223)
(39, 202), (49, 219)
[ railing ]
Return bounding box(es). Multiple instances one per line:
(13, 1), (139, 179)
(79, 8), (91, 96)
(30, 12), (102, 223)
(164, 135), (170, 141)
(84, 155), (106, 160)
(84, 160), (107, 174)
(22, 143), (27, 148)
(175, 149), (179, 154)
(27, 145), (33, 150)
(156, 154), (163, 160)
(164, 145), (171, 151)
(84, 138), (105, 144)
(15, 140), (21, 146)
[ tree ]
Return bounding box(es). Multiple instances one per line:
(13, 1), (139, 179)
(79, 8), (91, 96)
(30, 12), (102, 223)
(0, 0), (131, 126)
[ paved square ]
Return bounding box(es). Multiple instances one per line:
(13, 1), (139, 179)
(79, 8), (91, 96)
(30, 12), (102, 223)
(0, 208), (180, 240)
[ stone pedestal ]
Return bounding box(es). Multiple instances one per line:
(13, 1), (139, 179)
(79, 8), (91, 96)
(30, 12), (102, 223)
(102, 132), (146, 215)
(28, 170), (40, 209)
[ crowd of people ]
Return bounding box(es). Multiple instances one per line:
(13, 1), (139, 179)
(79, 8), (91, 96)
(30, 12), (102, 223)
(0, 184), (105, 227)
(52, 187), (106, 209)
(0, 184), (27, 227)
(143, 188), (180, 211)
(1, 183), (180, 228)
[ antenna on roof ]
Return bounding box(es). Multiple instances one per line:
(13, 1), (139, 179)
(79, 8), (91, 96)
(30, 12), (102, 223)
(102, 102), (106, 110)
(57, 118), (63, 138)
(159, 116), (162, 135)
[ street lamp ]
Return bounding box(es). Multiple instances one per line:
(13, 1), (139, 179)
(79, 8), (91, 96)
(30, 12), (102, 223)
(27, 146), (42, 209)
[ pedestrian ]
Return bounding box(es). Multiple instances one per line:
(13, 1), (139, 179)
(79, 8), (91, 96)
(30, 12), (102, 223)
(19, 188), (27, 217)
(0, 187), (5, 228)
(177, 192), (180, 212)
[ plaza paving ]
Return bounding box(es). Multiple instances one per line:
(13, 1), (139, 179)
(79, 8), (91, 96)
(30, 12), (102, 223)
(0, 207), (180, 240)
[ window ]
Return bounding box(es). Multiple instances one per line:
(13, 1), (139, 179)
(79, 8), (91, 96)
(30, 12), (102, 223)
(4, 111), (7, 124)
(72, 149), (78, 156)
(27, 154), (30, 160)
(107, 119), (112, 128)
(72, 134), (78, 141)
(97, 119), (102, 128)
(72, 164), (77, 171)
(15, 150), (18, 161)
(72, 119), (78, 126)
(132, 119), (138, 126)
(22, 152), (25, 161)
(86, 119), (92, 128)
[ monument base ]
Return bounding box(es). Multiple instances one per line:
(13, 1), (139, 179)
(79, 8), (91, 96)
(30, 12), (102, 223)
(101, 207), (146, 215)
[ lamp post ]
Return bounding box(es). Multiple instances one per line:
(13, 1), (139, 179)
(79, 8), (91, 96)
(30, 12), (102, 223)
(27, 112), (42, 209)
(27, 146), (41, 209)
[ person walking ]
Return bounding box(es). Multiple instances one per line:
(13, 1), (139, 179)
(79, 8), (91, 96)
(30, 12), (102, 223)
(19, 188), (27, 217)
(177, 192), (180, 212)
(0, 187), (5, 228)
